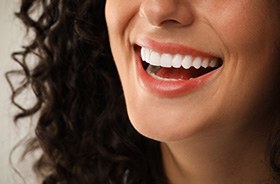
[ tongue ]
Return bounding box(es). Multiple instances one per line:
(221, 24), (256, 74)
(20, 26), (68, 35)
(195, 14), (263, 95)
(155, 67), (192, 80)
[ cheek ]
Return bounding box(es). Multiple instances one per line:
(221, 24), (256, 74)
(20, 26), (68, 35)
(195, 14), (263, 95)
(105, 1), (131, 82)
(105, 1), (126, 30)
(105, 0), (139, 73)
(206, 1), (280, 107)
(105, 1), (139, 36)
(204, 1), (273, 56)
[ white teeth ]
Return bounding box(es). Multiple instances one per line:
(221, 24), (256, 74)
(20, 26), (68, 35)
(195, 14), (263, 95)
(172, 54), (182, 68)
(140, 47), (220, 69)
(141, 47), (146, 61)
(150, 51), (161, 66)
(160, 53), (173, 68)
(201, 58), (209, 68)
(182, 56), (192, 69)
(193, 57), (202, 69)
(209, 58), (218, 67)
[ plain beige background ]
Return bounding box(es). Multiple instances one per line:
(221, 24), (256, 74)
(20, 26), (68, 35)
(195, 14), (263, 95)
(0, 0), (38, 183)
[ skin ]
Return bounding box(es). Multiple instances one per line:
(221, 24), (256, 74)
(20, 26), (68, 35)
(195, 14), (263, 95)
(105, 0), (280, 183)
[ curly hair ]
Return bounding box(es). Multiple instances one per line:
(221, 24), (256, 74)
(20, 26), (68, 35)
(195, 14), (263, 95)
(7, 0), (167, 183)
(7, 0), (280, 183)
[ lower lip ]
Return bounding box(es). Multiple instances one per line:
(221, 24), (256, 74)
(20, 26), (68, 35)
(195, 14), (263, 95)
(135, 53), (219, 97)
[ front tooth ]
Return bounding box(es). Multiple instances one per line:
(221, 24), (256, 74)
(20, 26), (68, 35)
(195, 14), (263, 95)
(193, 57), (202, 69)
(160, 53), (173, 68)
(149, 51), (161, 66)
(172, 54), (183, 68)
(209, 58), (218, 67)
(182, 56), (192, 69)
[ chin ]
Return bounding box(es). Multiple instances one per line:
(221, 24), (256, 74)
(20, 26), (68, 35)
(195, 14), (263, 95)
(126, 101), (215, 142)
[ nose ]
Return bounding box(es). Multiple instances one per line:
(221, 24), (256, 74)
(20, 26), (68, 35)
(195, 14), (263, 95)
(140, 0), (194, 27)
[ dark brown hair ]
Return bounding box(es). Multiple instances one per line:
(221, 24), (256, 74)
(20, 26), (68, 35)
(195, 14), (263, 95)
(7, 0), (166, 183)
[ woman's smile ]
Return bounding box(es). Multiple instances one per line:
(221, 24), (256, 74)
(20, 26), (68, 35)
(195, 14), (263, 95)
(134, 38), (223, 97)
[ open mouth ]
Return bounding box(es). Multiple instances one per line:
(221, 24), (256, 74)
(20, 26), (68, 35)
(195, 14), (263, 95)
(139, 47), (223, 81)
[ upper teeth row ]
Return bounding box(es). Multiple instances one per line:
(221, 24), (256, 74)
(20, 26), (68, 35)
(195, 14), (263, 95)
(141, 47), (219, 69)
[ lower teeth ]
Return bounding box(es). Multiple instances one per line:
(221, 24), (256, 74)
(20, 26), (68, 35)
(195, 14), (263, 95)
(146, 65), (160, 74)
(146, 65), (184, 81)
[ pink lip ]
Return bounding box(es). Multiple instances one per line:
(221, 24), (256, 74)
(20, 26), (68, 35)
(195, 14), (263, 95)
(136, 37), (218, 58)
(135, 38), (221, 97)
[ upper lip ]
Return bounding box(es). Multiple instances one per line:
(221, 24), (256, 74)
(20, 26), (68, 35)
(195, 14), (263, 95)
(135, 37), (221, 59)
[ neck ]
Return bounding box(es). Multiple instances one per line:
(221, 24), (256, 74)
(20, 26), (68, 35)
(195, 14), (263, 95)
(161, 121), (275, 184)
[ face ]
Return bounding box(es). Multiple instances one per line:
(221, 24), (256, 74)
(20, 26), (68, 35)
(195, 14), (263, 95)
(105, 0), (280, 141)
